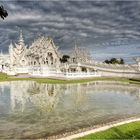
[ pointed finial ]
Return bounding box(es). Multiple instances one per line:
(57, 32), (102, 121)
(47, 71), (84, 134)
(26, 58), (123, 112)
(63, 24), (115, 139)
(19, 30), (24, 45)
(0, 50), (3, 56)
(75, 40), (76, 47)
(9, 41), (13, 49)
(20, 30), (23, 40)
(74, 40), (78, 51)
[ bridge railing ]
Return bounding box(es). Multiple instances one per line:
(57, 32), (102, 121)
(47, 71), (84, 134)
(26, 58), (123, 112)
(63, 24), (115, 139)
(78, 61), (138, 71)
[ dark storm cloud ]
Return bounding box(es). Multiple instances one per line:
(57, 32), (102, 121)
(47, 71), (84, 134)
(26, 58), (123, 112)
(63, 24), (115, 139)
(0, 1), (140, 62)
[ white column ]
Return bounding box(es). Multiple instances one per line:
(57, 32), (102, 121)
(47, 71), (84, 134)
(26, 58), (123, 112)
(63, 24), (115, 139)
(76, 66), (81, 73)
(86, 68), (90, 73)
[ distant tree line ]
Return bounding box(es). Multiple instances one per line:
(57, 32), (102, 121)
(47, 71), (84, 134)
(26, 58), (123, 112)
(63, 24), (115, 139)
(0, 5), (8, 20)
(60, 55), (125, 65)
(104, 58), (124, 64)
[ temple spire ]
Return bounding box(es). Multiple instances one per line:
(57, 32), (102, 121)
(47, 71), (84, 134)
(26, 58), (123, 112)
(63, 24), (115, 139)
(74, 40), (77, 49)
(19, 30), (24, 45)
(0, 50), (3, 56)
(9, 42), (13, 53)
(9, 41), (13, 48)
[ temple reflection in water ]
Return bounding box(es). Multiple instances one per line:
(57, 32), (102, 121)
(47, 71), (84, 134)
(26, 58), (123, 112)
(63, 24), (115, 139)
(0, 81), (140, 139)
(0, 81), (88, 114)
(0, 81), (140, 115)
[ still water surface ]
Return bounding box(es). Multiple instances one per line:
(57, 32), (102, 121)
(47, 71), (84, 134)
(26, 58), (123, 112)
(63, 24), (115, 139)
(0, 81), (140, 138)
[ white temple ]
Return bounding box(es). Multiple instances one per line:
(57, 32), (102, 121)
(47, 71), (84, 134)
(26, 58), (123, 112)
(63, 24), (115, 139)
(0, 31), (99, 78)
(8, 31), (61, 74)
(0, 31), (140, 79)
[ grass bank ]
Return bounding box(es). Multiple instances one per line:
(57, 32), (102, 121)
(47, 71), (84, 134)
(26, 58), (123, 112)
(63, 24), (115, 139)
(76, 121), (140, 139)
(0, 72), (140, 84)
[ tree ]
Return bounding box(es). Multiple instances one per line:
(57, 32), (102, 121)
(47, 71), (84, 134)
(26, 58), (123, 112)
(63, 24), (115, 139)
(104, 58), (124, 64)
(110, 58), (118, 64)
(0, 5), (8, 20)
(120, 58), (124, 64)
(60, 55), (70, 63)
(104, 60), (110, 64)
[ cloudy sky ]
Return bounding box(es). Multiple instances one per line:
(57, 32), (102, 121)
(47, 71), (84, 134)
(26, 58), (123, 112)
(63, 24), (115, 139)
(0, 0), (140, 63)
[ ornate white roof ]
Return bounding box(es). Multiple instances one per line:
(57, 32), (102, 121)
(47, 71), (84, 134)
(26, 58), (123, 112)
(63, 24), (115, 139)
(29, 36), (60, 58)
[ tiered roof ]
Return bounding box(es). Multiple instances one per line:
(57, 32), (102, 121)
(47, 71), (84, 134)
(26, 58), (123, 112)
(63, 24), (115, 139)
(28, 36), (59, 58)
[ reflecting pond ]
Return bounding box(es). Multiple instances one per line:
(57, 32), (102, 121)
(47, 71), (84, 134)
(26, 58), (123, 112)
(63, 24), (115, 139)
(0, 81), (140, 139)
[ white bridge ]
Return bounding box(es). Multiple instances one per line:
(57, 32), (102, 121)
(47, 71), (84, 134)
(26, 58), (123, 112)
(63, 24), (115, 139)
(60, 61), (140, 79)
(66, 62), (139, 73)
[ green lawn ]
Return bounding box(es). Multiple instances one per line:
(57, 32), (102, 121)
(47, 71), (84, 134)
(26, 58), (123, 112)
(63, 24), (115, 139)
(76, 121), (140, 139)
(0, 72), (140, 84)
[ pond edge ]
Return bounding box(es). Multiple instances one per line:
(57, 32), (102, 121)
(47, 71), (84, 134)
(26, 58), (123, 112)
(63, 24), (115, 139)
(55, 117), (140, 140)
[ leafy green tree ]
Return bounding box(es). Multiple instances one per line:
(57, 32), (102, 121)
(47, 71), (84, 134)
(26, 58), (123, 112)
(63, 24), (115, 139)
(60, 55), (70, 63)
(0, 5), (8, 20)
(104, 58), (124, 64)
(120, 58), (124, 64)
(110, 58), (119, 64)
(104, 60), (110, 64)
